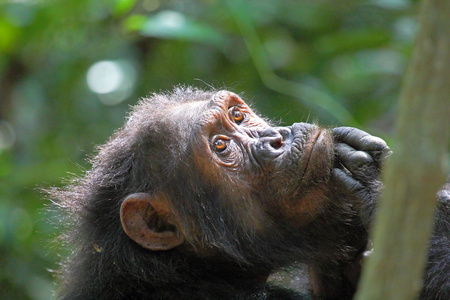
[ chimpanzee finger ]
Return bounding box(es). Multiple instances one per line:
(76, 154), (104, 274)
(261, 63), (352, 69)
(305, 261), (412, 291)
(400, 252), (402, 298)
(333, 127), (392, 164)
(335, 143), (374, 174)
(332, 168), (365, 195)
(332, 168), (375, 229)
(333, 127), (388, 152)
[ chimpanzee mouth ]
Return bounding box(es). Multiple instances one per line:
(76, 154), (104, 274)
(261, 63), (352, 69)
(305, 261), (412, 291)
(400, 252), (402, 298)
(280, 123), (333, 186)
(289, 123), (317, 162)
(301, 129), (323, 176)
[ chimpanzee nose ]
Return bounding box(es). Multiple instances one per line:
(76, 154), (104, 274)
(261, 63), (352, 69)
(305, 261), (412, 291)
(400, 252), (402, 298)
(278, 127), (292, 143)
(258, 127), (284, 150)
(253, 127), (292, 166)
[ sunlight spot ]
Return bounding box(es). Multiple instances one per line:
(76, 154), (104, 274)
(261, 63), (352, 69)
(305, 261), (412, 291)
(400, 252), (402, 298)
(156, 10), (186, 29)
(86, 60), (137, 105)
(87, 61), (124, 94)
(143, 0), (161, 12)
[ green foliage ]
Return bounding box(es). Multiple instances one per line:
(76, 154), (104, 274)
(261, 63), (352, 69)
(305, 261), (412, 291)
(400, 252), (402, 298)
(0, 0), (415, 298)
(137, 10), (227, 47)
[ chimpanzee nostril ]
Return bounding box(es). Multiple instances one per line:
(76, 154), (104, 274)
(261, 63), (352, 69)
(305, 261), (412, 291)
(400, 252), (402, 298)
(278, 127), (292, 139)
(270, 138), (283, 149)
(257, 127), (291, 150)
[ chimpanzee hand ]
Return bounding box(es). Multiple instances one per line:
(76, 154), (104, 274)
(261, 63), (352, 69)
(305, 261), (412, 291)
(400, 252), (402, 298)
(332, 127), (391, 228)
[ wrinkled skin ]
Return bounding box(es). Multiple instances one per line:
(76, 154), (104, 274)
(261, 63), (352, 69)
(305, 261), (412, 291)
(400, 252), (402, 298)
(51, 88), (394, 299)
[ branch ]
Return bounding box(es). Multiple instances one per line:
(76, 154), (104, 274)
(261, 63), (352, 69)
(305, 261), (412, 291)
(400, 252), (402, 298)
(355, 0), (450, 298)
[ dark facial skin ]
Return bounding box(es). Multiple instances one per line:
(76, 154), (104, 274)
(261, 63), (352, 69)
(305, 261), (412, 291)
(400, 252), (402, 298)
(189, 91), (337, 228)
(50, 88), (392, 300)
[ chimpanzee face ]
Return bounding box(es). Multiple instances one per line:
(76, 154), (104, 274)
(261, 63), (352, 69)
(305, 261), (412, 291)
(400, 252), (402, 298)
(189, 91), (334, 222)
(120, 90), (335, 253)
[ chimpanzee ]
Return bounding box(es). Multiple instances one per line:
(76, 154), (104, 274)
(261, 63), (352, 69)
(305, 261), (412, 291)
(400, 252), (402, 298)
(49, 87), (448, 299)
(420, 180), (450, 300)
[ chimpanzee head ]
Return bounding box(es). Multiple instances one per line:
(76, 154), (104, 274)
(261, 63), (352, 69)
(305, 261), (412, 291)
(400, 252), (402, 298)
(52, 87), (368, 299)
(117, 88), (335, 257)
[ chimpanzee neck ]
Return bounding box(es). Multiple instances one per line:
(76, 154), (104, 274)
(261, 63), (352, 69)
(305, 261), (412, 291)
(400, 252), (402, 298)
(174, 253), (272, 291)
(62, 248), (274, 300)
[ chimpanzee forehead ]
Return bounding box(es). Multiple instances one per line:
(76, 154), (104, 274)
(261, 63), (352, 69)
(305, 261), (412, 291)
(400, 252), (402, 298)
(164, 90), (246, 129)
(206, 90), (245, 110)
(194, 91), (248, 128)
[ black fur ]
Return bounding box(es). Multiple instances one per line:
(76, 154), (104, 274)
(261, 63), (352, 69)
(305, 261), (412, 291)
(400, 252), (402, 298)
(421, 182), (450, 299)
(47, 87), (447, 299)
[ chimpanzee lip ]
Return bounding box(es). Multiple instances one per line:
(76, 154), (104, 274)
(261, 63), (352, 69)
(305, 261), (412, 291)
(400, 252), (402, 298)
(301, 129), (323, 176)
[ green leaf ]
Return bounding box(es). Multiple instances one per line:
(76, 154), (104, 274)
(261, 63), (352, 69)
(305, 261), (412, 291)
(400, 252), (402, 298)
(135, 11), (227, 47)
(112, 0), (137, 16)
(0, 18), (20, 54)
(123, 14), (147, 31)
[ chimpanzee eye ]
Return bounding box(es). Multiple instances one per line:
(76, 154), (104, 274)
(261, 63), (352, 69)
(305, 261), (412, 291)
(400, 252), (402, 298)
(214, 139), (227, 152)
(231, 108), (245, 124)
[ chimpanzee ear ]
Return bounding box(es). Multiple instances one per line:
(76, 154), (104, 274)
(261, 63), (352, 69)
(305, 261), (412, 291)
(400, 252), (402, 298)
(120, 193), (184, 251)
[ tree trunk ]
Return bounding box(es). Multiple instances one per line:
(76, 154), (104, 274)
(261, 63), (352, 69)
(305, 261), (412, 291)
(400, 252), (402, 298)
(355, 0), (450, 299)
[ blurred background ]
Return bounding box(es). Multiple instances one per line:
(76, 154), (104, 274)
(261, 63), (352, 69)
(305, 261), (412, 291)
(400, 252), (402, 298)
(0, 0), (418, 299)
